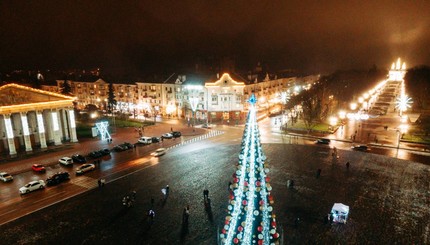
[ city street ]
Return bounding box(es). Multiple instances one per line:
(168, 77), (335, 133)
(1, 125), (429, 244)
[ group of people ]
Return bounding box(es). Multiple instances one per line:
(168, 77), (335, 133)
(122, 191), (136, 208)
(118, 185), (215, 227)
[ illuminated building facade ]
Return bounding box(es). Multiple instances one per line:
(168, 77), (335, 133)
(205, 73), (246, 123)
(0, 84), (77, 156)
(41, 73), (319, 121)
(388, 57), (406, 82)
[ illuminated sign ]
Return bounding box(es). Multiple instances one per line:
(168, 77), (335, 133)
(37, 113), (45, 133)
(4, 117), (14, 139)
(51, 112), (59, 131)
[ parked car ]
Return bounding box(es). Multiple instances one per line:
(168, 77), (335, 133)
(172, 131), (182, 138)
(351, 145), (369, 151)
(76, 163), (96, 175)
(202, 123), (213, 129)
(113, 145), (126, 152)
(316, 138), (331, 144)
(121, 142), (134, 149)
(0, 172), (13, 182)
(161, 133), (173, 139)
(151, 137), (160, 143)
(32, 164), (46, 173)
(138, 136), (152, 144)
(59, 157), (73, 166)
(98, 148), (111, 156)
(151, 148), (167, 157)
(46, 172), (70, 186)
(72, 154), (86, 164)
(19, 180), (45, 194)
(88, 150), (103, 159)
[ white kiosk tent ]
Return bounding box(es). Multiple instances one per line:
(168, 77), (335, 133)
(330, 203), (349, 224)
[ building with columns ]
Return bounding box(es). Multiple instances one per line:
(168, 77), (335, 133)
(0, 84), (77, 156)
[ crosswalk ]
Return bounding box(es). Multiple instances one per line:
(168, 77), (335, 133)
(169, 130), (224, 149)
(70, 175), (98, 190)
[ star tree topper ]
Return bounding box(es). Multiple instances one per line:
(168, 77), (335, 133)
(248, 93), (257, 105)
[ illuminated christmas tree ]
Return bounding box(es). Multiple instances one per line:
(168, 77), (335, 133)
(220, 94), (279, 245)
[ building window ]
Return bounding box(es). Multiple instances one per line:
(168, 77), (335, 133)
(236, 95), (242, 104)
(211, 95), (218, 105)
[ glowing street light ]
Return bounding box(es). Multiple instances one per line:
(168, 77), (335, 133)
(329, 116), (338, 126)
(350, 103), (357, 110)
(338, 110), (346, 119)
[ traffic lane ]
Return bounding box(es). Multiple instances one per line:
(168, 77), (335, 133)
(0, 152), (161, 225)
(0, 165), (66, 201)
(0, 138), (182, 201)
(2, 139), (429, 244)
(0, 180), (88, 225)
(0, 132), (237, 244)
(0, 134), (212, 224)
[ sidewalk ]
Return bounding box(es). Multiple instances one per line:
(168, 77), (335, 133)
(272, 125), (430, 155)
(0, 122), (207, 176)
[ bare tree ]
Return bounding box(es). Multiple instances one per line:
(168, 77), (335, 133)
(301, 90), (321, 133)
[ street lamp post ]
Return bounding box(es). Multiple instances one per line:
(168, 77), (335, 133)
(205, 87), (209, 125)
(397, 124), (409, 151)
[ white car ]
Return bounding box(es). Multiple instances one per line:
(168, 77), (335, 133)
(19, 180), (45, 194)
(0, 172), (13, 182)
(59, 157), (74, 166)
(138, 136), (152, 144)
(161, 133), (173, 139)
(151, 148), (167, 157)
(76, 163), (96, 175)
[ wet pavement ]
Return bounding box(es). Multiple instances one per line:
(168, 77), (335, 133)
(1, 129), (429, 244)
(0, 121), (207, 175)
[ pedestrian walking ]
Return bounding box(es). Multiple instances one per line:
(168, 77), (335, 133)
(294, 217), (300, 228)
(148, 209), (155, 220)
(101, 178), (105, 186)
(171, 127), (173, 132)
(316, 169), (322, 178)
(346, 161), (350, 169)
(182, 206), (190, 224)
(203, 189), (209, 201)
(131, 190), (137, 200)
(288, 179), (294, 189)
(165, 185), (169, 195)
(98, 179), (101, 188)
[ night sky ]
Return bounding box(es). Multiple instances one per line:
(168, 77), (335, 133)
(1, 1), (429, 75)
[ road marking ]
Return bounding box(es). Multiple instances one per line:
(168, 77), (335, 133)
(0, 130), (225, 226)
(0, 208), (17, 217)
(70, 176), (98, 189)
(108, 163), (155, 183)
(33, 191), (66, 204)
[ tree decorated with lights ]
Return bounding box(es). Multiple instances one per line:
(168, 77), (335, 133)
(220, 94), (280, 245)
